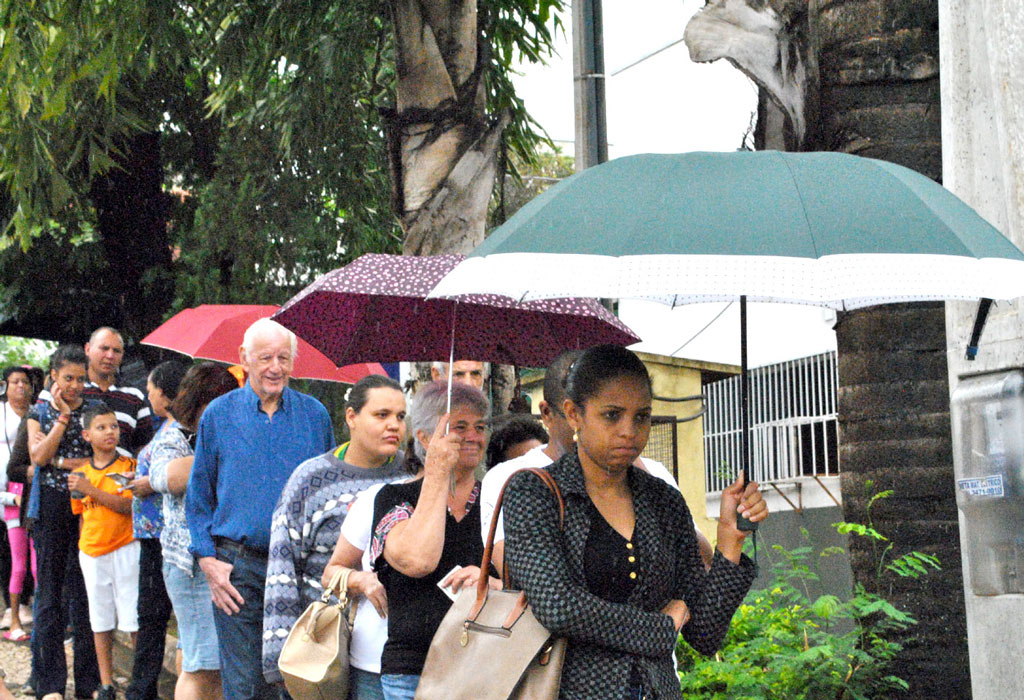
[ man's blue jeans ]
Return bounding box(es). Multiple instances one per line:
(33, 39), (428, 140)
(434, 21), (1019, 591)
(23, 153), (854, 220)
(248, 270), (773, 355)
(211, 545), (285, 700)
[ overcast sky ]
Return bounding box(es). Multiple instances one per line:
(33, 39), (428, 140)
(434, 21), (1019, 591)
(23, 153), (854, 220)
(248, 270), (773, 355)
(509, 0), (838, 368)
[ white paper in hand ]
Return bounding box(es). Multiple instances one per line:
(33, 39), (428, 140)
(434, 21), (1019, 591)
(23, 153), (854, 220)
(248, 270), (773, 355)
(436, 565), (463, 602)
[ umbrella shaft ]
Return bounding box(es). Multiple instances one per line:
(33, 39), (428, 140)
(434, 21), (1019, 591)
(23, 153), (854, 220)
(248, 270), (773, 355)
(738, 296), (757, 533)
(740, 296), (749, 485)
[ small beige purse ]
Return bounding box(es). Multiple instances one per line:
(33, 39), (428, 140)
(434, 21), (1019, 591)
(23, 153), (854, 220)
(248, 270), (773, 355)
(278, 566), (354, 700)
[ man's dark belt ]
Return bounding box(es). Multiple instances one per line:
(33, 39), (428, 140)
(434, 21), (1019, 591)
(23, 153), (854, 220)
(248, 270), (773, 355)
(213, 536), (268, 559)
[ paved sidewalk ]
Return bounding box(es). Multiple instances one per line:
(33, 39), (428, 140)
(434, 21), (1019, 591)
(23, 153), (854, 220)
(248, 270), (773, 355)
(0, 626), (131, 699)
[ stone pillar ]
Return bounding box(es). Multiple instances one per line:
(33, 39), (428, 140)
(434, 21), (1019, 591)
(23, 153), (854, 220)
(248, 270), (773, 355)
(941, 1), (1024, 698)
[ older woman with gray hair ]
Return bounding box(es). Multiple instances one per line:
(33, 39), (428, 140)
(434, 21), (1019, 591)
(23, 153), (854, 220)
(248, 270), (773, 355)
(358, 380), (495, 700)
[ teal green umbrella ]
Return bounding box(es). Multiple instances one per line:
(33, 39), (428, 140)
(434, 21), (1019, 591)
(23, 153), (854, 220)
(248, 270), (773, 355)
(430, 151), (1024, 530)
(432, 151), (1024, 308)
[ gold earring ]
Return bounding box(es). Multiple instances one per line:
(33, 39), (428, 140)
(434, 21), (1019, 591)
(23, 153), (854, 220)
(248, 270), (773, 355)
(572, 430), (579, 443)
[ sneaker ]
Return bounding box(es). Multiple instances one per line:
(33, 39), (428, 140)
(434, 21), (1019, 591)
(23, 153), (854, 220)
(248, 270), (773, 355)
(95, 685), (117, 700)
(0, 607), (9, 630)
(19, 604), (32, 625)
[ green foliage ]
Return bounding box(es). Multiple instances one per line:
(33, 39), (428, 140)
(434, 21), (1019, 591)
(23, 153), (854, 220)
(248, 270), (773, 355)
(171, 124), (399, 310)
(676, 509), (937, 699)
(0, 335), (55, 368)
(491, 144), (573, 226)
(0, 0), (191, 246)
(0, 0), (565, 247)
(0, 0), (566, 337)
(479, 0), (565, 167)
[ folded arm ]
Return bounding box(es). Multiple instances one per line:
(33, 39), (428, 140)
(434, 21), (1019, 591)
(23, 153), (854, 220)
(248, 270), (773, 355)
(503, 473), (677, 659)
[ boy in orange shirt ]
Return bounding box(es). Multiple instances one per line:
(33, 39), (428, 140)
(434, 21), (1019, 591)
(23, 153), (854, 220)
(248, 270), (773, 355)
(67, 404), (139, 700)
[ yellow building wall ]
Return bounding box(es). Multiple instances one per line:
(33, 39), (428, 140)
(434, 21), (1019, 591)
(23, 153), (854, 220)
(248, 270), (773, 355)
(521, 352), (736, 542)
(637, 352), (720, 540)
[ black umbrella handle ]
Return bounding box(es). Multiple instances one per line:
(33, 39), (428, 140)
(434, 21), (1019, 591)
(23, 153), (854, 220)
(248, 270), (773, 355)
(737, 296), (758, 533)
(736, 471), (758, 532)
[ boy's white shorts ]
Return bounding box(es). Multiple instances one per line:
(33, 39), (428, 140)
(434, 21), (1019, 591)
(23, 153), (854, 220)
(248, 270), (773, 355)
(79, 540), (140, 633)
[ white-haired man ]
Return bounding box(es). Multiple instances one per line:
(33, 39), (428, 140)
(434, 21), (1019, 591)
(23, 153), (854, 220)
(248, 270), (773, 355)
(430, 360), (487, 389)
(186, 318), (335, 700)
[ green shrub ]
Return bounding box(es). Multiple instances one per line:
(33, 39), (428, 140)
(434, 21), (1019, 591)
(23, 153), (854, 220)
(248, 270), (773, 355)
(676, 492), (939, 700)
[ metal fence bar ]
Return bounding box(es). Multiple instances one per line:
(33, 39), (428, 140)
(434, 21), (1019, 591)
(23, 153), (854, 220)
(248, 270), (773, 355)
(703, 350), (840, 494)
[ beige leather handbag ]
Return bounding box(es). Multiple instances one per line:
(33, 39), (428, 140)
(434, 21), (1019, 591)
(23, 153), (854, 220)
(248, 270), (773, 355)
(278, 566), (354, 700)
(415, 468), (567, 700)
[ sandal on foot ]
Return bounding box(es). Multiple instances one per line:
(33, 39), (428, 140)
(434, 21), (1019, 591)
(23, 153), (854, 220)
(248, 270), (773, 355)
(3, 628), (28, 642)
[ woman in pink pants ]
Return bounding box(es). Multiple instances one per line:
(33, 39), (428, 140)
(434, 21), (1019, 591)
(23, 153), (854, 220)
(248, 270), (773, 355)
(1, 366), (36, 641)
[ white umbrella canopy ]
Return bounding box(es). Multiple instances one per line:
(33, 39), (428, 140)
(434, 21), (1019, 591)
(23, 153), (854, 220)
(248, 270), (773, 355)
(428, 151), (1024, 531)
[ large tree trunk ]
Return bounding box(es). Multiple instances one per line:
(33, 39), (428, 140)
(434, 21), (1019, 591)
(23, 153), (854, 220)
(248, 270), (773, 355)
(386, 0), (507, 257)
(814, 4), (968, 697)
(686, 2), (970, 697)
(814, 5), (968, 697)
(387, 0), (514, 410)
(88, 131), (175, 340)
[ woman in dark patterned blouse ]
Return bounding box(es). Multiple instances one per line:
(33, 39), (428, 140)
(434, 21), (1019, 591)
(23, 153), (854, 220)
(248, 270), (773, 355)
(503, 345), (768, 700)
(26, 345), (103, 700)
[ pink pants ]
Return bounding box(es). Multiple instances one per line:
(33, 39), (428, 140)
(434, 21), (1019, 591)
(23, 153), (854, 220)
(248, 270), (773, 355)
(7, 526), (37, 594)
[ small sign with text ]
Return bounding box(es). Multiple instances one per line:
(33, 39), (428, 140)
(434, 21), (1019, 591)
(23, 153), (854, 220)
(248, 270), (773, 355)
(957, 474), (1005, 498)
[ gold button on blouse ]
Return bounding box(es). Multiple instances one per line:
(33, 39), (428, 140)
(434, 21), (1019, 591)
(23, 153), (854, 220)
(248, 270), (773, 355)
(629, 571), (637, 580)
(625, 542), (633, 550)
(628, 555), (636, 563)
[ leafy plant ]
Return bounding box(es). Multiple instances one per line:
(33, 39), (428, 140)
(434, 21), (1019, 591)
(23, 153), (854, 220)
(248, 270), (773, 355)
(0, 335), (56, 368)
(677, 496), (939, 699)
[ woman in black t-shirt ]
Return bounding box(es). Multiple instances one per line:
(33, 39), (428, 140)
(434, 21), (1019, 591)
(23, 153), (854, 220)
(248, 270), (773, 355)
(369, 380), (495, 700)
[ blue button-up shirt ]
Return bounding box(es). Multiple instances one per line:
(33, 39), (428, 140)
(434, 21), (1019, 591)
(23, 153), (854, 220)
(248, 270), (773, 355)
(185, 383), (335, 558)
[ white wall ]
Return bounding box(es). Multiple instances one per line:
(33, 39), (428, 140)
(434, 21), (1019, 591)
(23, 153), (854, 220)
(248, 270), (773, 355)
(941, 2), (1024, 697)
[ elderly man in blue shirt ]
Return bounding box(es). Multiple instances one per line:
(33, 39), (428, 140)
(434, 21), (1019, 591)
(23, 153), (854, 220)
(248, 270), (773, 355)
(186, 318), (335, 700)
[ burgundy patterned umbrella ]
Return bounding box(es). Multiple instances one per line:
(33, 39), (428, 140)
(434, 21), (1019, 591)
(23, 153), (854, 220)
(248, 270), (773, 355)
(271, 253), (639, 368)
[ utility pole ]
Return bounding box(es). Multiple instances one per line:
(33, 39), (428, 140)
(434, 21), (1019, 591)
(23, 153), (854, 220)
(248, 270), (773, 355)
(573, 0), (608, 171)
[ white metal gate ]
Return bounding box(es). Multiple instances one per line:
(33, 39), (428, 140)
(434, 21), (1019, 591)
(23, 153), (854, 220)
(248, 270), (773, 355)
(703, 351), (840, 493)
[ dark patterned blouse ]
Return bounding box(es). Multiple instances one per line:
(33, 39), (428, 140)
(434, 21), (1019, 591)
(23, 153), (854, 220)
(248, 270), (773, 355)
(504, 451), (756, 700)
(27, 399), (103, 492)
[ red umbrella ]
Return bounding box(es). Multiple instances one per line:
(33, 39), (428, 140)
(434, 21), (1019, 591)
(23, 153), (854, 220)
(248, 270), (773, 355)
(141, 305), (387, 384)
(271, 254), (640, 368)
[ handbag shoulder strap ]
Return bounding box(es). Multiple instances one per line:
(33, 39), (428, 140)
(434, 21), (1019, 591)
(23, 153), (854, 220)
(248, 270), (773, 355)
(473, 467), (564, 611)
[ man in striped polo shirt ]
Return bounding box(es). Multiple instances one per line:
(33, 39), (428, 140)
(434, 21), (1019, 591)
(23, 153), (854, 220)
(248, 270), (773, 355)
(82, 327), (153, 455)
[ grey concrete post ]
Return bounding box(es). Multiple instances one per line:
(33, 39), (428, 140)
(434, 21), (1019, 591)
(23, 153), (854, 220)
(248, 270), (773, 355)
(941, 1), (1024, 697)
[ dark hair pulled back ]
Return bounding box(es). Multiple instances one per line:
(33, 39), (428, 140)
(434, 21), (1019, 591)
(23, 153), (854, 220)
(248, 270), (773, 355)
(485, 414), (549, 469)
(347, 375), (402, 413)
(168, 362), (239, 430)
(149, 360), (190, 401)
(49, 344), (88, 374)
(564, 344), (651, 407)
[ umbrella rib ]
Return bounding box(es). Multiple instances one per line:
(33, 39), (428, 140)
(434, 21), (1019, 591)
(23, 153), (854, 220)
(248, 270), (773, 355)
(777, 153), (821, 258)
(670, 301), (733, 356)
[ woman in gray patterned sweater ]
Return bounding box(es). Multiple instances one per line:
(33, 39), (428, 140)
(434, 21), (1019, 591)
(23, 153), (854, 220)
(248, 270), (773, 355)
(503, 345), (768, 700)
(262, 375), (411, 698)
